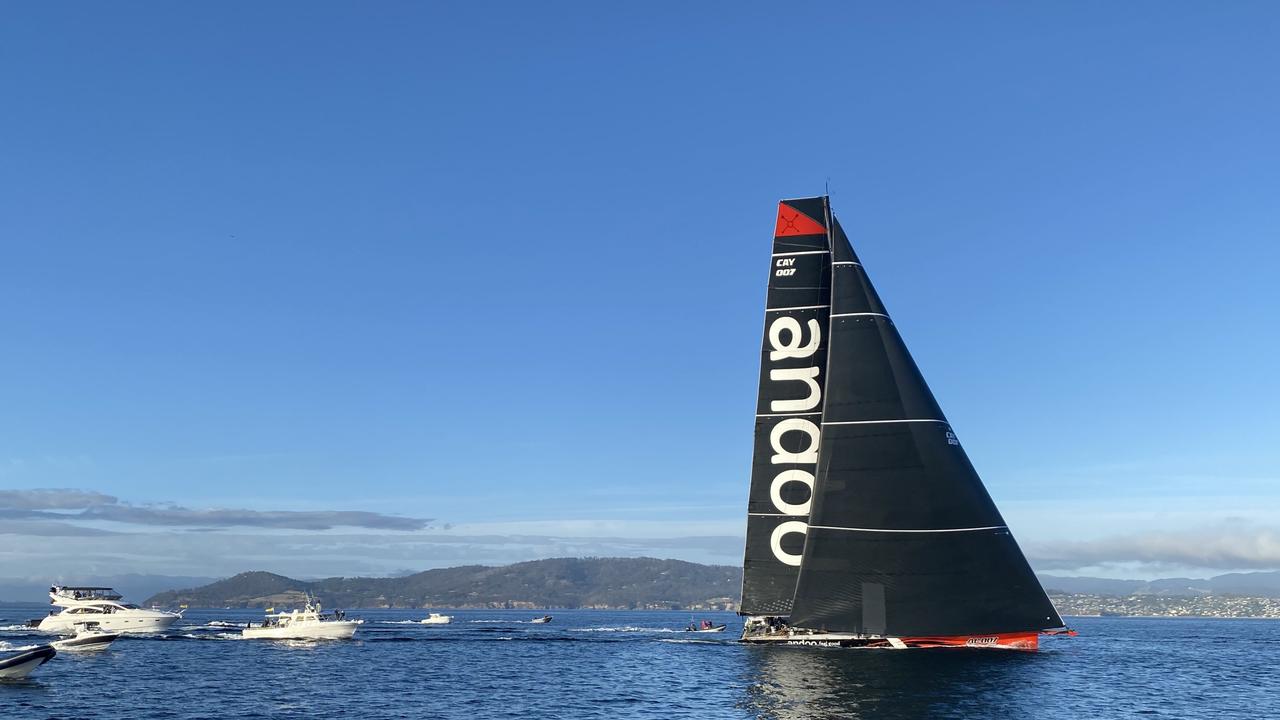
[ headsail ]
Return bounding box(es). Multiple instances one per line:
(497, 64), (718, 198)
(786, 212), (1064, 637)
(739, 197), (832, 616)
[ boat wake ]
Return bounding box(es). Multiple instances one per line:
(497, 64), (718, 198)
(570, 626), (678, 633)
(0, 642), (40, 652)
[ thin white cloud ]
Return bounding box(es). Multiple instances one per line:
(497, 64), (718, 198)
(0, 488), (116, 510)
(1027, 521), (1280, 572)
(0, 487), (431, 531)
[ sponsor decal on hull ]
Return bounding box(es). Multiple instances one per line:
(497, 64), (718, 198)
(898, 633), (1039, 651)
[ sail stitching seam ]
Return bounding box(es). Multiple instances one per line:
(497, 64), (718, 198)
(765, 304), (830, 311)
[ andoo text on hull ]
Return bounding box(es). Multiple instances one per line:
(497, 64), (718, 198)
(737, 197), (1070, 651)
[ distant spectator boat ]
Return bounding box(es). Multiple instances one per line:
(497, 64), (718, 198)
(242, 598), (361, 640)
(420, 613), (452, 625)
(51, 621), (121, 651)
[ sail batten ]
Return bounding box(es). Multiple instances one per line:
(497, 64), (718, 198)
(821, 418), (945, 425)
(807, 524), (1009, 533)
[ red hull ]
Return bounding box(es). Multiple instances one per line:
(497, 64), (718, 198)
(897, 632), (1039, 650)
(744, 630), (1050, 650)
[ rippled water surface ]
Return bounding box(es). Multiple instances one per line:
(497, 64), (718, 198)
(2, 606), (1277, 718)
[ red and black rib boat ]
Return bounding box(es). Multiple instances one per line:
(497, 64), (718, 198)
(739, 196), (1071, 650)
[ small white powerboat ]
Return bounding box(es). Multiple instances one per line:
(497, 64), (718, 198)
(0, 645), (56, 680)
(684, 623), (727, 633)
(51, 621), (121, 651)
(530, 615), (553, 624)
(420, 613), (452, 625)
(242, 598), (361, 640)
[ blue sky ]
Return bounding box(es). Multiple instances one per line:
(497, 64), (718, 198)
(2, 2), (1278, 583)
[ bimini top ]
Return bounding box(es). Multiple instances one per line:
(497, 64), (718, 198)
(51, 586), (124, 602)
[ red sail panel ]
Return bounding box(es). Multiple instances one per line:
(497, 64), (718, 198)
(774, 203), (827, 237)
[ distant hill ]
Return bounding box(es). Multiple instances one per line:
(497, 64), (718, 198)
(146, 558), (742, 610)
(1038, 572), (1280, 598)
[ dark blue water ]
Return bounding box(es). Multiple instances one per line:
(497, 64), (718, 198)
(2, 605), (1277, 718)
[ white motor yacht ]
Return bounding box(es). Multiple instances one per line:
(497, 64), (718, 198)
(420, 613), (452, 625)
(35, 586), (180, 634)
(242, 599), (361, 640)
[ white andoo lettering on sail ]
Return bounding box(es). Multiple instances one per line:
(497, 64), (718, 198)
(764, 315), (821, 564)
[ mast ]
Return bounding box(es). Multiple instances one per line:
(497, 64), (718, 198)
(786, 210), (1064, 637)
(739, 197), (833, 617)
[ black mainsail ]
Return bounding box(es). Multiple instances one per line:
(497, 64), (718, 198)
(739, 197), (832, 616)
(741, 196), (1065, 648)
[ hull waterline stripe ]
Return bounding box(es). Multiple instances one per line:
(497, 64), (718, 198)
(822, 419), (948, 426)
(766, 304), (830, 311)
(808, 525), (1007, 533)
(830, 312), (889, 319)
(771, 250), (828, 257)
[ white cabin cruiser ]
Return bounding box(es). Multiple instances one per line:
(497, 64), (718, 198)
(51, 621), (121, 651)
(242, 599), (361, 640)
(420, 613), (452, 625)
(0, 645), (56, 680)
(35, 586), (180, 634)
